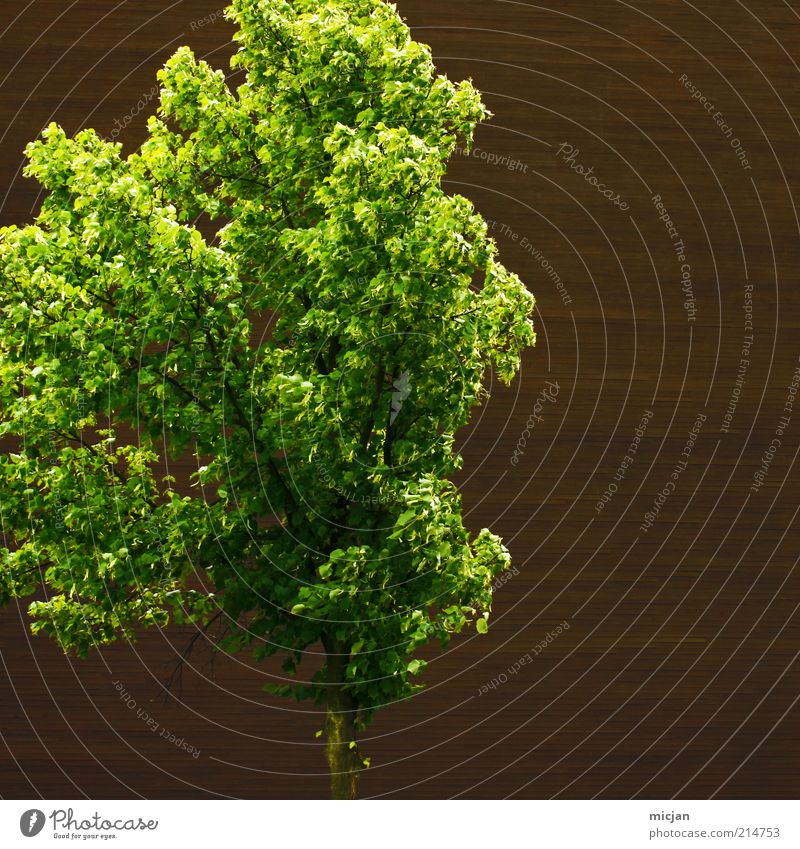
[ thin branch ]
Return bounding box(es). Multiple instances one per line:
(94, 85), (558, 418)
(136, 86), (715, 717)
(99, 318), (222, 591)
(161, 609), (226, 701)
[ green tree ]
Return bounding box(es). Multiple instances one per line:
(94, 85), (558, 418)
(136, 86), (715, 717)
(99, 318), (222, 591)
(0, 0), (535, 799)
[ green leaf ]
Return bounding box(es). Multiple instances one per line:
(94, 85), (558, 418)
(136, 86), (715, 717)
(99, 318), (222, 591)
(396, 509), (416, 527)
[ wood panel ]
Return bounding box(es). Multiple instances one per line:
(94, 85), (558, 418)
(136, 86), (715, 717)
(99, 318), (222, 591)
(0, 0), (798, 799)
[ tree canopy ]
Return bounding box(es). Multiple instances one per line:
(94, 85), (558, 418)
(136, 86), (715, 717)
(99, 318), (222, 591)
(0, 0), (535, 796)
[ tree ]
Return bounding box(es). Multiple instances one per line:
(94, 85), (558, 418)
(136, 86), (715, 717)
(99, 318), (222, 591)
(0, 0), (535, 799)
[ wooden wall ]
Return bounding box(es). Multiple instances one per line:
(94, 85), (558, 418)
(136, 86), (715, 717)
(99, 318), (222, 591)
(0, 0), (798, 798)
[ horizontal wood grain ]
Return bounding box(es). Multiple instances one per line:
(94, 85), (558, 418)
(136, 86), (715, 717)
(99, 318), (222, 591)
(0, 0), (798, 799)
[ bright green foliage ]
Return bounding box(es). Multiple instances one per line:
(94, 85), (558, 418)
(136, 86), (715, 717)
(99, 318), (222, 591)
(0, 0), (534, 730)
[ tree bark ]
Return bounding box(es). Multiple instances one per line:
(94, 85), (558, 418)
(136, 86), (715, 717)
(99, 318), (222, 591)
(324, 644), (362, 800)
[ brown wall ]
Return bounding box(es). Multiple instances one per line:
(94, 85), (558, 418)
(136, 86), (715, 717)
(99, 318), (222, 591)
(1, 1), (799, 799)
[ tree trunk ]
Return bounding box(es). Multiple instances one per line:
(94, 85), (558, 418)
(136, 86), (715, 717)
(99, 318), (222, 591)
(324, 644), (362, 800)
